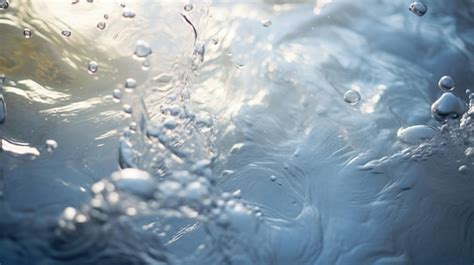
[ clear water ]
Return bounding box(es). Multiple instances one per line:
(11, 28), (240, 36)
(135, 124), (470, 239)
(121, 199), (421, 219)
(1, 0), (474, 264)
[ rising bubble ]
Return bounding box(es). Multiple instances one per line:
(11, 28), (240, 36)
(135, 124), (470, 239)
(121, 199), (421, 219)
(112, 89), (122, 102)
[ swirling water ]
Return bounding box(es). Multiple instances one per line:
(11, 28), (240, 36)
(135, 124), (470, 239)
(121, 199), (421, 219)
(1, 0), (474, 264)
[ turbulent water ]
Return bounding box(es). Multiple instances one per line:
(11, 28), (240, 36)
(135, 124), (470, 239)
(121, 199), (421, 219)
(1, 0), (474, 264)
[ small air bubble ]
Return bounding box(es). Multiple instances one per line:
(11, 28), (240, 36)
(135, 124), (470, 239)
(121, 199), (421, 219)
(97, 21), (106, 30)
(112, 89), (122, 102)
(122, 8), (136, 19)
(88, 61), (99, 74)
(124, 78), (137, 92)
(270, 175), (277, 182)
(23, 28), (32, 39)
(123, 104), (132, 114)
(104, 14), (109, 19)
(438, 76), (455, 92)
(211, 38), (219, 45)
(409, 1), (428, 17)
(344, 89), (361, 105)
(458, 165), (469, 174)
(45, 139), (58, 152)
(134, 40), (152, 58)
(184, 4), (193, 12)
(261, 19), (272, 27)
(61, 30), (72, 37)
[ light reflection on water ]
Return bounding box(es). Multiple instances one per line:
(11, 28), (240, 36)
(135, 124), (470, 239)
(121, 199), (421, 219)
(1, 0), (474, 264)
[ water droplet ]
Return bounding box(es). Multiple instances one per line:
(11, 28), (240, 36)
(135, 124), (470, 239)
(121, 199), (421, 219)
(0, 94), (6, 124)
(184, 4), (193, 12)
(23, 28), (32, 39)
(438, 76), (455, 92)
(458, 165), (469, 174)
(97, 21), (106, 30)
(270, 175), (277, 182)
(343, 89), (361, 105)
(122, 8), (136, 19)
(61, 30), (72, 37)
(87, 61), (99, 74)
(409, 1), (428, 17)
(45, 139), (58, 152)
(0, 0), (9, 10)
(124, 78), (137, 92)
(123, 104), (132, 114)
(112, 89), (122, 102)
(261, 19), (272, 27)
(431, 92), (467, 122)
(134, 40), (152, 58)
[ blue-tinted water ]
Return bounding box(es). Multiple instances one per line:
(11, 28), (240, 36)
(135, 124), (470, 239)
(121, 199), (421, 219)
(1, 0), (474, 264)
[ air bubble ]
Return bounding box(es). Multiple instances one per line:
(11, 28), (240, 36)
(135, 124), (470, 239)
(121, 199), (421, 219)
(458, 165), (469, 174)
(123, 104), (132, 114)
(343, 89), (361, 105)
(211, 38), (219, 45)
(97, 21), (106, 30)
(141, 59), (150, 71)
(124, 78), (137, 92)
(438, 76), (455, 92)
(134, 40), (152, 59)
(111, 168), (155, 199)
(261, 19), (272, 27)
(184, 4), (193, 12)
(122, 8), (136, 19)
(112, 89), (122, 102)
(104, 14), (109, 20)
(397, 125), (438, 145)
(87, 61), (99, 74)
(0, 0), (9, 10)
(23, 28), (32, 39)
(431, 92), (467, 122)
(409, 1), (428, 17)
(45, 139), (58, 152)
(61, 30), (72, 37)
(270, 175), (277, 182)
